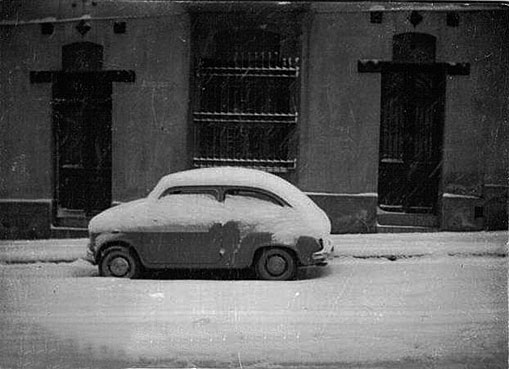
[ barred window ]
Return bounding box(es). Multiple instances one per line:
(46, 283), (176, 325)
(193, 28), (299, 173)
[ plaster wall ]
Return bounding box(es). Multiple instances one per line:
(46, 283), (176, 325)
(108, 15), (191, 201)
(299, 11), (384, 194)
(0, 24), (53, 199)
(301, 6), (508, 195)
(439, 10), (508, 197)
(0, 1), (191, 203)
(0, 2), (507, 237)
(300, 6), (508, 231)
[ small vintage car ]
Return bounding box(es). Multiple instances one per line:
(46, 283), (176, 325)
(86, 167), (333, 280)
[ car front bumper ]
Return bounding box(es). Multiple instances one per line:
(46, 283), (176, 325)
(85, 238), (97, 265)
(85, 249), (96, 264)
(311, 238), (334, 264)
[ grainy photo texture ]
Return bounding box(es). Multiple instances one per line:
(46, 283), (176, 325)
(0, 1), (507, 369)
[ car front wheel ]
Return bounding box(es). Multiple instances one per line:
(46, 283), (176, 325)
(99, 247), (140, 279)
(256, 248), (297, 281)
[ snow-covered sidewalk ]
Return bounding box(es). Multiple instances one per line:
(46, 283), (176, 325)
(0, 231), (506, 264)
(333, 231), (508, 259)
(0, 238), (88, 264)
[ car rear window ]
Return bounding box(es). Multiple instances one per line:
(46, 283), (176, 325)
(224, 189), (284, 207)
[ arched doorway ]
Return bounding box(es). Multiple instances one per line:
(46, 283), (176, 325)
(52, 42), (112, 216)
(31, 42), (135, 225)
(378, 33), (445, 214)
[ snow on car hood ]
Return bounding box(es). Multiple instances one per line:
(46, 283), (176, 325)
(88, 194), (329, 245)
(88, 198), (150, 233)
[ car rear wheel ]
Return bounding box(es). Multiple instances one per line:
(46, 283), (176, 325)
(99, 247), (140, 279)
(255, 248), (296, 281)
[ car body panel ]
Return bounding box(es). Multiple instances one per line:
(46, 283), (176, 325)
(89, 229), (322, 270)
(133, 226), (223, 265)
(88, 167), (333, 272)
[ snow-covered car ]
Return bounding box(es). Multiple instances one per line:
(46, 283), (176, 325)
(86, 167), (333, 280)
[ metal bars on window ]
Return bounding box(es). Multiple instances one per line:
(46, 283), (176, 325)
(198, 52), (299, 78)
(193, 50), (299, 172)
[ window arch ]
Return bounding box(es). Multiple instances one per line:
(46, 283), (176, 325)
(214, 29), (281, 55)
(62, 42), (103, 71)
(193, 20), (300, 172)
(393, 33), (436, 63)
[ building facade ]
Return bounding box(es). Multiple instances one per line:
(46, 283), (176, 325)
(0, 1), (507, 238)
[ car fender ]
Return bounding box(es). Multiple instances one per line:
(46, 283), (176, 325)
(94, 232), (141, 264)
(295, 236), (323, 265)
(222, 231), (270, 268)
(236, 232), (316, 267)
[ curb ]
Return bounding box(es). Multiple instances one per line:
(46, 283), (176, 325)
(0, 231), (507, 264)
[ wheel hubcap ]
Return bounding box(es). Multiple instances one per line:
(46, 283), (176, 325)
(266, 255), (287, 276)
(109, 256), (130, 277)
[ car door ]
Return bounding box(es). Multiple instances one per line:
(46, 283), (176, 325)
(221, 187), (288, 266)
(139, 187), (226, 266)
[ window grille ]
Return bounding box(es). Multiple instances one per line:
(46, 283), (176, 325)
(193, 31), (299, 172)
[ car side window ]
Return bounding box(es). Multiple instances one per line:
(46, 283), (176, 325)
(224, 188), (284, 207)
(159, 187), (218, 200)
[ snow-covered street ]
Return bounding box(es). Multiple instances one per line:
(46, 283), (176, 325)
(0, 232), (507, 369)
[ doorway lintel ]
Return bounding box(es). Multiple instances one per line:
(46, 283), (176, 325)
(357, 60), (470, 75)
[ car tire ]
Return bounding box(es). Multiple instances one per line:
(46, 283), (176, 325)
(99, 247), (141, 279)
(255, 248), (297, 281)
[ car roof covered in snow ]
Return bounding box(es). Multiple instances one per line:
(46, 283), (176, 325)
(95, 167), (331, 236)
(148, 167), (331, 234)
(150, 167), (303, 201)
(149, 167), (325, 217)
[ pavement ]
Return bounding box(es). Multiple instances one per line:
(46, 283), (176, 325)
(1, 234), (507, 369)
(0, 231), (506, 264)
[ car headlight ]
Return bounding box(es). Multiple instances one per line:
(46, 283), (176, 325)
(88, 233), (97, 252)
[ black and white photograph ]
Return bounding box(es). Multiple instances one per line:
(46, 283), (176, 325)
(0, 0), (507, 368)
